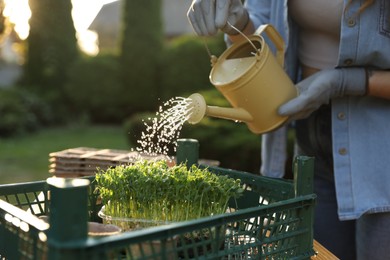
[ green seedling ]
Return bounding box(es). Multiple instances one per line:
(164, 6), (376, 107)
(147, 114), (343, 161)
(95, 160), (243, 230)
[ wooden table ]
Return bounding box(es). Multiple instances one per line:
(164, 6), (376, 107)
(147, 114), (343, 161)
(312, 240), (340, 259)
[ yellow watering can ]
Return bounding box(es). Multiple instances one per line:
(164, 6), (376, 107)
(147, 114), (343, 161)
(187, 24), (297, 134)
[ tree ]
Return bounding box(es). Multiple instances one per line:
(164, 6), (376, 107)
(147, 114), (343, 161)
(119, 0), (163, 114)
(24, 0), (79, 118)
(0, 0), (5, 36)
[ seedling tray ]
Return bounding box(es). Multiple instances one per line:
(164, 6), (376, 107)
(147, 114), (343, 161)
(49, 147), (219, 178)
(0, 145), (316, 259)
(49, 147), (168, 177)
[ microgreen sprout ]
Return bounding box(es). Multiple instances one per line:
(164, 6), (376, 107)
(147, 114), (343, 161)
(95, 160), (243, 230)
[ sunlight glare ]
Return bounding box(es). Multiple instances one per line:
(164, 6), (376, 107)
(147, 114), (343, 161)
(72, 0), (104, 32)
(3, 0), (31, 40)
(77, 30), (99, 56)
(2, 0), (114, 55)
(71, 0), (105, 55)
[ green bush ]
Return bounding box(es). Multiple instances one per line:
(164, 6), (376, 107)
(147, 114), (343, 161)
(123, 111), (152, 146)
(180, 119), (261, 173)
(0, 88), (52, 137)
(65, 35), (226, 124)
(24, 0), (79, 119)
(119, 0), (163, 113)
(65, 53), (129, 123)
(159, 34), (226, 100)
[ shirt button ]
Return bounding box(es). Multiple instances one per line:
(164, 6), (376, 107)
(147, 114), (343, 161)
(338, 148), (348, 155)
(347, 18), (356, 27)
(337, 112), (346, 120)
(344, 59), (353, 66)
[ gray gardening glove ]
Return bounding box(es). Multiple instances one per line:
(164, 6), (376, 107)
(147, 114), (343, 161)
(278, 68), (367, 120)
(187, 0), (249, 36)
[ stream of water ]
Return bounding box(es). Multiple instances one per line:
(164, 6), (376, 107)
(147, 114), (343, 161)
(133, 96), (194, 159)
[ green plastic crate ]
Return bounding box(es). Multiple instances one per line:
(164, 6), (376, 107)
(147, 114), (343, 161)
(0, 141), (316, 259)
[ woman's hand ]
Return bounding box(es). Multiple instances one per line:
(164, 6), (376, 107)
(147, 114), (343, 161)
(278, 68), (367, 120)
(187, 0), (249, 36)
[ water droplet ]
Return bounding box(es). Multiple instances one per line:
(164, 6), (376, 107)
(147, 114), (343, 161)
(134, 97), (194, 158)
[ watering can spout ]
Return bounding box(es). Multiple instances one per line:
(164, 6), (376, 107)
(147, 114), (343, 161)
(187, 93), (253, 125)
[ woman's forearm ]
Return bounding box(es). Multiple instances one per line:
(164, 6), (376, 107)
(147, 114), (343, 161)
(228, 20), (255, 43)
(229, 22), (390, 102)
(367, 70), (390, 100)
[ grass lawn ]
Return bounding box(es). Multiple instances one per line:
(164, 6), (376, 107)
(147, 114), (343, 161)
(0, 125), (131, 184)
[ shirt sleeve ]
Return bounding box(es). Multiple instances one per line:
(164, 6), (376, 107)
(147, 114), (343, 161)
(245, 0), (271, 28)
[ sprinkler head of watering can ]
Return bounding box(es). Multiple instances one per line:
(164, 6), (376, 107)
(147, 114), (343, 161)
(187, 93), (207, 124)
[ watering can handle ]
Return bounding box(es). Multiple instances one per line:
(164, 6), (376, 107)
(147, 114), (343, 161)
(255, 24), (285, 66)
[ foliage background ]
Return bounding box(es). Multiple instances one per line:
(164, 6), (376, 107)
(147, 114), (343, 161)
(0, 0), (279, 182)
(22, 0), (79, 121)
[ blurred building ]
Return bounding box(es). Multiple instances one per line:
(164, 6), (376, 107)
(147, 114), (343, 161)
(0, 30), (22, 87)
(89, 0), (194, 50)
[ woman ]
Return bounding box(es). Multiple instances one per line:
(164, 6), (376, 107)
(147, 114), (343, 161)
(187, 0), (390, 259)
